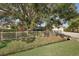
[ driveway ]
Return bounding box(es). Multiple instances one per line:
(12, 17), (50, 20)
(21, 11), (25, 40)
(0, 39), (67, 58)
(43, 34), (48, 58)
(62, 32), (79, 39)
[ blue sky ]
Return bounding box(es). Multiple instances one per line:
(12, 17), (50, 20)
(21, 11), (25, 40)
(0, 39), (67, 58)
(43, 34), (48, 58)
(75, 3), (79, 13)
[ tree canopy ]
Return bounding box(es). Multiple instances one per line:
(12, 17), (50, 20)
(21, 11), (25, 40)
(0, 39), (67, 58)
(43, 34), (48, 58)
(0, 3), (78, 31)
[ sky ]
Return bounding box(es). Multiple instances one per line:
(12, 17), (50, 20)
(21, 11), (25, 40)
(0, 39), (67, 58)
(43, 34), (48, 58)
(75, 3), (79, 13)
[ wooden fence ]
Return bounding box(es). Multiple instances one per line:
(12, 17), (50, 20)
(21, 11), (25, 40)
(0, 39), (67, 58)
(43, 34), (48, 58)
(0, 31), (55, 40)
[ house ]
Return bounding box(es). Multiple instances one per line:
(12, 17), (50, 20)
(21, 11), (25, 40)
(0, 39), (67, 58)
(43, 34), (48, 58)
(0, 17), (21, 29)
(52, 25), (64, 34)
(33, 20), (47, 31)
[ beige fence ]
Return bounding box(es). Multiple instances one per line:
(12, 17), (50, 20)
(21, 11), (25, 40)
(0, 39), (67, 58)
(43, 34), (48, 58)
(0, 31), (54, 40)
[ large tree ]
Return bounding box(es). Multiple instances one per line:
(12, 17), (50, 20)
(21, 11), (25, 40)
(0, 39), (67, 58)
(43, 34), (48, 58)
(0, 3), (78, 30)
(0, 3), (52, 30)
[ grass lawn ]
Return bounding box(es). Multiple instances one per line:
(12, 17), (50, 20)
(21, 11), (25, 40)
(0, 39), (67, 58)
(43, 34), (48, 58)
(10, 40), (79, 56)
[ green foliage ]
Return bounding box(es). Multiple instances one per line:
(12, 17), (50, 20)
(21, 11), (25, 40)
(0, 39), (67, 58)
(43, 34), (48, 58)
(11, 40), (79, 56)
(0, 3), (78, 30)
(0, 35), (63, 55)
(0, 42), (6, 48)
(26, 36), (36, 43)
(53, 4), (77, 20)
(66, 17), (79, 32)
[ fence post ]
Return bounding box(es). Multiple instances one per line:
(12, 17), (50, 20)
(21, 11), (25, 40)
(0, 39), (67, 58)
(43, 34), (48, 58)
(16, 32), (17, 39)
(0, 32), (1, 41)
(1, 32), (3, 40)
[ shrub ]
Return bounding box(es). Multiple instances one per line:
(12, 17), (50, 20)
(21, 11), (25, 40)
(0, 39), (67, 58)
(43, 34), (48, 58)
(0, 40), (27, 55)
(0, 42), (6, 48)
(26, 36), (36, 43)
(0, 34), (64, 56)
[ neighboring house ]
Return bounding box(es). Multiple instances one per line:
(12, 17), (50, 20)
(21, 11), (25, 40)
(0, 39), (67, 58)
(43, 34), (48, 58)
(0, 18), (21, 29)
(37, 20), (47, 27)
(33, 20), (47, 31)
(52, 25), (64, 34)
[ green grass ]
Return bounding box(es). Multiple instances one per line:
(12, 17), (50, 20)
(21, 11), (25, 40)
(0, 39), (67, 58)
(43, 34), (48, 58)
(10, 40), (79, 56)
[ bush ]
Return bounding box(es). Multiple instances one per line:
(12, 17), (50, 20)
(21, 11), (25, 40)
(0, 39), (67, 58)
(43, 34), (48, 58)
(0, 40), (12, 49)
(0, 34), (64, 55)
(0, 40), (27, 55)
(0, 42), (6, 48)
(26, 36), (36, 43)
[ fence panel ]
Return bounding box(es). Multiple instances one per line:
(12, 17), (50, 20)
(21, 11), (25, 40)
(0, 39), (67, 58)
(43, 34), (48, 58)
(2, 32), (16, 40)
(0, 31), (55, 40)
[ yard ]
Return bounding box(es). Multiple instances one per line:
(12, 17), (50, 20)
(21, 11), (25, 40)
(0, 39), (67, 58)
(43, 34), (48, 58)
(0, 33), (64, 56)
(0, 31), (79, 56)
(10, 40), (79, 56)
(0, 3), (79, 56)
